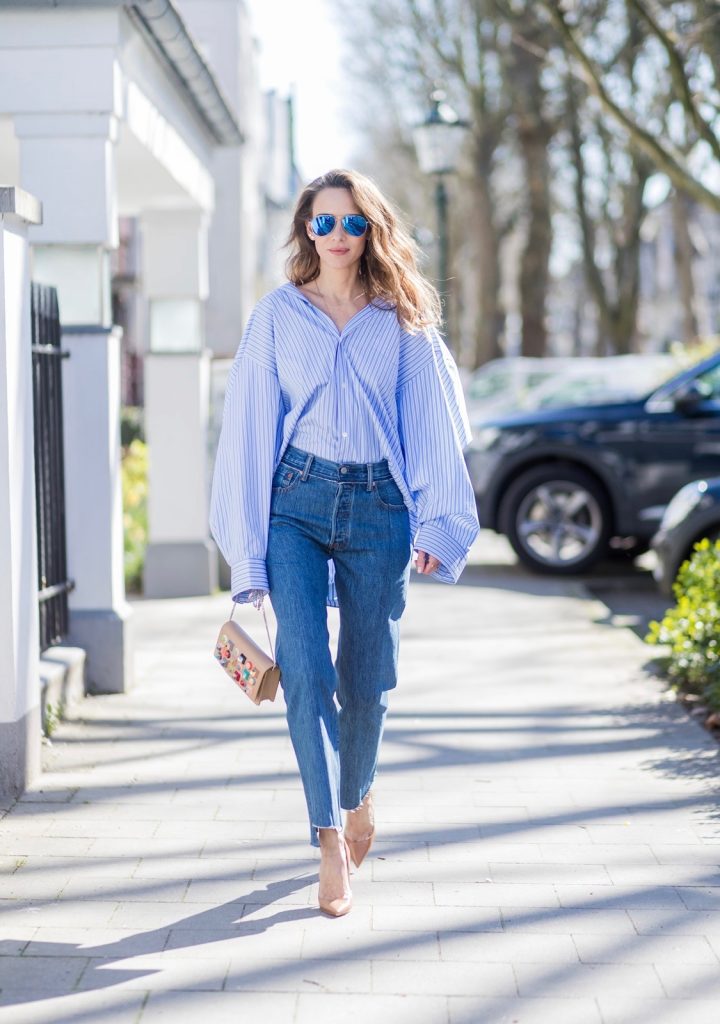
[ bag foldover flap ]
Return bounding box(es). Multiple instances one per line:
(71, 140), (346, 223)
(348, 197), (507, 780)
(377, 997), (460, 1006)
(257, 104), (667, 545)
(214, 618), (281, 705)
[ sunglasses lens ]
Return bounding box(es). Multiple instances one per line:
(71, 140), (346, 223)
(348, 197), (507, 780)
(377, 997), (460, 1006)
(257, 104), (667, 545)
(310, 214), (335, 236)
(343, 215), (369, 236)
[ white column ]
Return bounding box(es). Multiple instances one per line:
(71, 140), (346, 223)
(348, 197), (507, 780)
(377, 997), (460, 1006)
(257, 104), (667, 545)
(0, 188), (42, 796)
(17, 116), (133, 694)
(141, 209), (218, 597)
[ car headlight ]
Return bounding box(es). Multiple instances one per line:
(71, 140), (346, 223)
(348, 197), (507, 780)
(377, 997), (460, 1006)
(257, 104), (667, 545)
(469, 426), (501, 452)
(659, 481), (707, 532)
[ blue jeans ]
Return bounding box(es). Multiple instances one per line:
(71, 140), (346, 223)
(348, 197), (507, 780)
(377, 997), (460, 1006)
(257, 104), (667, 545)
(266, 445), (412, 847)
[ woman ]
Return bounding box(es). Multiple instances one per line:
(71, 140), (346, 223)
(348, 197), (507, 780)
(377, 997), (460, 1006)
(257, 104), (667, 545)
(210, 169), (479, 917)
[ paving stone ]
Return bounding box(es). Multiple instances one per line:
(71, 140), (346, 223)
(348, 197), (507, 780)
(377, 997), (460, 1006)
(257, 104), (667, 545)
(372, 905), (503, 933)
(301, 928), (440, 962)
(440, 930), (578, 963)
(0, 989), (147, 1023)
(76, 954), (229, 992)
(448, 996), (603, 1023)
(655, 960), (720, 997)
(629, 908), (720, 936)
(224, 956), (372, 993)
(165, 923), (305, 960)
(59, 876), (189, 903)
(537, 843), (658, 865)
(16, 854), (142, 880)
(133, 857), (256, 881)
(428, 843), (542, 863)
(370, 858), (492, 883)
(295, 993), (447, 1024)
(677, 886), (720, 910)
(585, 825), (702, 845)
(555, 883), (685, 909)
(0, 837), (94, 858)
(0, 899), (119, 927)
(574, 931), (718, 964)
(434, 882), (559, 908)
(500, 907), (636, 934)
(0, 928), (36, 956)
(371, 958), (516, 996)
(596, 997), (720, 1024)
(605, 863), (718, 886)
(489, 862), (610, 884)
(514, 961), (665, 997)
(0, 953), (87, 993)
(0, 875), (71, 899)
(141, 990), (297, 1023)
(23, 926), (171, 959)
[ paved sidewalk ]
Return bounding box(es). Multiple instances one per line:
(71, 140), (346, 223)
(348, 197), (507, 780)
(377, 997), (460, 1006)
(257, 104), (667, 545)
(1, 558), (720, 1023)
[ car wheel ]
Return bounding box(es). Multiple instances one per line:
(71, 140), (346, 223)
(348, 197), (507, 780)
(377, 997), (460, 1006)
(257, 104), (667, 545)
(500, 464), (612, 574)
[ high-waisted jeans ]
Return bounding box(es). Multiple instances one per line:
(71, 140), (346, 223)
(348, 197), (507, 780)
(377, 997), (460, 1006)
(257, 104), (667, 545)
(266, 445), (412, 847)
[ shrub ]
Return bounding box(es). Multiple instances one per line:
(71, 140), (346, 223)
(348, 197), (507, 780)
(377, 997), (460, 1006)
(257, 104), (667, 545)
(646, 537), (720, 711)
(122, 438), (148, 593)
(120, 406), (145, 448)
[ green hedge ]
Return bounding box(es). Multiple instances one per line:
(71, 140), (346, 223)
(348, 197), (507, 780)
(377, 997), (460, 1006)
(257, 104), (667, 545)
(122, 437), (148, 593)
(646, 537), (720, 712)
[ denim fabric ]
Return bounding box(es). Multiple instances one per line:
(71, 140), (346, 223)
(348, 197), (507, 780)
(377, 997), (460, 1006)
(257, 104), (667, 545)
(266, 445), (412, 846)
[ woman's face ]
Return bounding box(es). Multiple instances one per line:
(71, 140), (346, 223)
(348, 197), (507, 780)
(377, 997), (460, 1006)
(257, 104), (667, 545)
(306, 187), (368, 272)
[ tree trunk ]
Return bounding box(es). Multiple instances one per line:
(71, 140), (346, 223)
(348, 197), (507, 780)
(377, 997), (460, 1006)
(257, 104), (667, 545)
(672, 190), (699, 343)
(472, 137), (504, 367)
(508, 21), (553, 357)
(518, 126), (552, 356)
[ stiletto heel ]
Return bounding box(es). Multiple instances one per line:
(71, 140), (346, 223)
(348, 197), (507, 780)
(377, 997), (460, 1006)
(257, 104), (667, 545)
(318, 833), (353, 918)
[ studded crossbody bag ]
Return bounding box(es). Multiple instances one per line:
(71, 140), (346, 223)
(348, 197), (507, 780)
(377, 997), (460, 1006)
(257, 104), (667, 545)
(214, 602), (281, 705)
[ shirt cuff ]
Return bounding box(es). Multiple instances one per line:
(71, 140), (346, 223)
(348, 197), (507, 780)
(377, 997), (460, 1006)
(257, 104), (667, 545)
(413, 522), (469, 584)
(231, 558), (270, 604)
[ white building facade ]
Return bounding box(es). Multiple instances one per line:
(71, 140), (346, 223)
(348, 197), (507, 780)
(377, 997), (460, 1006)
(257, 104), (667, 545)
(0, 0), (295, 795)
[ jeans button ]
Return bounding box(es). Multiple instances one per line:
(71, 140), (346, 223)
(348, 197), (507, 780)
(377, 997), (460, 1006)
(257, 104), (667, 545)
(340, 466), (348, 475)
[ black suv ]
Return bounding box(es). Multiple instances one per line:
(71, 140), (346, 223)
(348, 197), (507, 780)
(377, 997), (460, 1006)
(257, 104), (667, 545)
(466, 353), (720, 573)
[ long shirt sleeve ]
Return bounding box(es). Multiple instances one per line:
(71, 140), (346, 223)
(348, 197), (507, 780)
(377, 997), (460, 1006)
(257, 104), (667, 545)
(209, 300), (284, 603)
(398, 328), (480, 584)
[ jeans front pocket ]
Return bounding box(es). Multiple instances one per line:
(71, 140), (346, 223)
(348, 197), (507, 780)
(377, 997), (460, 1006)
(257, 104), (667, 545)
(271, 463), (302, 494)
(372, 478), (406, 511)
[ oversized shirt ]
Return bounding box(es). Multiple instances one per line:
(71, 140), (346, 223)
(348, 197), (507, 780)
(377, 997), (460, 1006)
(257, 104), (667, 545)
(209, 282), (480, 606)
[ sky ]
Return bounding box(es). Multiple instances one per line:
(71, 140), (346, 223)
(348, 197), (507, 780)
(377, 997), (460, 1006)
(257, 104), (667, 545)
(245, 0), (354, 181)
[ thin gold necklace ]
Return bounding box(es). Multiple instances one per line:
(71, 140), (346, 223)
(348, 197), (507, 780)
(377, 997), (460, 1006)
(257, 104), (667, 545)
(311, 282), (366, 306)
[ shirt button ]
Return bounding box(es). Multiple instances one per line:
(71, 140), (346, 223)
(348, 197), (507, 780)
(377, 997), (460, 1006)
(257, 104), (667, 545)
(342, 432), (348, 438)
(340, 466), (348, 474)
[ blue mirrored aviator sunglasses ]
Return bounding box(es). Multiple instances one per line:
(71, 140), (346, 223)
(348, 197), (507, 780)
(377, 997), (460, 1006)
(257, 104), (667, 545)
(309, 213), (370, 237)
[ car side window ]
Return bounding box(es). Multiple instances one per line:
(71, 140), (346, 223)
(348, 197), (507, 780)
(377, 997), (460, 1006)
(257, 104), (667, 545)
(693, 364), (720, 401)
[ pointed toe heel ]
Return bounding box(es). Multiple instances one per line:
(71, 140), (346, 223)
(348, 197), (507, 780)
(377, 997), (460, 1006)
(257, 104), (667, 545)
(318, 835), (353, 918)
(318, 893), (353, 917)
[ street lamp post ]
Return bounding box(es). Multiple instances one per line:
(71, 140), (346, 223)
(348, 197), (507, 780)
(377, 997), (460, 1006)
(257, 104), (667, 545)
(412, 90), (468, 351)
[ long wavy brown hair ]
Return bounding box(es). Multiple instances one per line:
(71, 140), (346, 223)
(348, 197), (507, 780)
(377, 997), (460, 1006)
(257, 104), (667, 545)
(285, 169), (441, 332)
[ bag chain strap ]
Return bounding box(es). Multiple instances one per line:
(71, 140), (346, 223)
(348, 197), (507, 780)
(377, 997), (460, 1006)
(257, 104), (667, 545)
(230, 600), (277, 665)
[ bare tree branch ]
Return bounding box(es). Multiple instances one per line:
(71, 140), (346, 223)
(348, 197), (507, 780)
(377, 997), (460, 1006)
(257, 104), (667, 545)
(539, 0), (720, 211)
(629, 0), (720, 163)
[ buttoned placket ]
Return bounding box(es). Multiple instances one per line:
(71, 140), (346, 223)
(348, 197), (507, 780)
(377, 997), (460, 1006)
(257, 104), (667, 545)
(296, 291), (373, 461)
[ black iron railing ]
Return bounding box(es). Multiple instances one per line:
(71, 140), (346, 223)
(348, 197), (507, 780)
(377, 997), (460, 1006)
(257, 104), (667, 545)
(30, 283), (74, 650)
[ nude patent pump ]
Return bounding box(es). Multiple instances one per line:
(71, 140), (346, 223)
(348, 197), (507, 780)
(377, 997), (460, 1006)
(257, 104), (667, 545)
(345, 792), (375, 869)
(318, 835), (353, 918)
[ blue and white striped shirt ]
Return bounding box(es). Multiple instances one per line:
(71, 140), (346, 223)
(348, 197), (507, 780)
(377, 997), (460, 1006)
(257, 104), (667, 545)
(209, 282), (479, 605)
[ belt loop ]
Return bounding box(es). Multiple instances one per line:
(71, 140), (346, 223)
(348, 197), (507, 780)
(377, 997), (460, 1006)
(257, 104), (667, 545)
(366, 462), (373, 491)
(301, 453), (314, 481)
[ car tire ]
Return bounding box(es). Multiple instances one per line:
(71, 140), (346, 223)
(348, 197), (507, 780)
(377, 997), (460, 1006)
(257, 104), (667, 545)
(500, 463), (612, 574)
